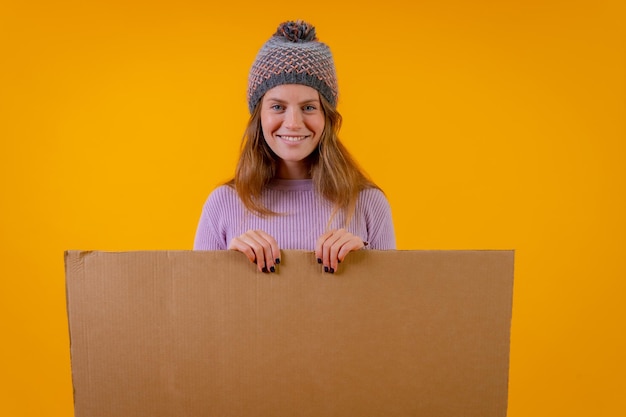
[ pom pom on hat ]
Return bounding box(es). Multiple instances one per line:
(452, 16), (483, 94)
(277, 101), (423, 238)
(247, 20), (338, 113)
(275, 20), (317, 42)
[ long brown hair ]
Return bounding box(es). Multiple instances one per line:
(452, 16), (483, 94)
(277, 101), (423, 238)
(229, 93), (379, 224)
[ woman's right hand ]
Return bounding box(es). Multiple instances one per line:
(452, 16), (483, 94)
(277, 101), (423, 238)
(228, 230), (281, 273)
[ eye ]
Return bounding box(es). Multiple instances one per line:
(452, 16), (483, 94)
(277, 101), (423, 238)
(303, 105), (317, 111)
(270, 104), (284, 111)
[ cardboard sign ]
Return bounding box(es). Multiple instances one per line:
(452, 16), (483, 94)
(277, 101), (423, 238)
(65, 250), (514, 417)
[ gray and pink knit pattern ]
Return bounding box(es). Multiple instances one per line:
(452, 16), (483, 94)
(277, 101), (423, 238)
(247, 21), (339, 113)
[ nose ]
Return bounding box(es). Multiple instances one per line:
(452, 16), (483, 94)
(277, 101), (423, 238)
(284, 107), (303, 129)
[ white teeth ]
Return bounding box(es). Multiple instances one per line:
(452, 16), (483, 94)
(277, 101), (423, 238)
(280, 136), (306, 142)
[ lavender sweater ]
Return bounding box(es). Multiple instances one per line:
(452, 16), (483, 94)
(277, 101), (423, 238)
(194, 179), (396, 251)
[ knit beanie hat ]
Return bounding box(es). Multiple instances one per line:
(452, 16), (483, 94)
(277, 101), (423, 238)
(247, 20), (339, 113)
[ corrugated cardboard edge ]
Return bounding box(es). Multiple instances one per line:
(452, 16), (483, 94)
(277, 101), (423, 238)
(64, 250), (88, 408)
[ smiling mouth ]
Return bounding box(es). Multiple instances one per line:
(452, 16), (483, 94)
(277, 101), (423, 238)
(278, 135), (309, 142)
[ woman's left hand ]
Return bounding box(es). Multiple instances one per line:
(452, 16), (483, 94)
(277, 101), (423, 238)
(315, 228), (366, 274)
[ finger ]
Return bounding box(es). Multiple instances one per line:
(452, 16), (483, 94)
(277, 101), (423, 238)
(232, 231), (271, 272)
(252, 230), (281, 271)
(321, 229), (345, 273)
(334, 236), (366, 269)
(315, 229), (334, 264)
(257, 230), (280, 272)
(328, 233), (361, 272)
(245, 231), (275, 272)
(227, 237), (257, 264)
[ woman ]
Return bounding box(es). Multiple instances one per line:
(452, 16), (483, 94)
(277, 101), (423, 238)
(194, 20), (395, 273)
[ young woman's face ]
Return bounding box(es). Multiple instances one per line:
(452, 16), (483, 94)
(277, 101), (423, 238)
(260, 84), (325, 179)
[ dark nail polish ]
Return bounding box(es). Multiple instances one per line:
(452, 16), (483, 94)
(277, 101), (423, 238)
(262, 267), (268, 273)
(330, 268), (335, 274)
(317, 258), (322, 264)
(270, 266), (275, 273)
(275, 258), (281, 264)
(324, 266), (329, 273)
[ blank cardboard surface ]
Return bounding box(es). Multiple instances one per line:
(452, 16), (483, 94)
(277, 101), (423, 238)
(65, 250), (514, 417)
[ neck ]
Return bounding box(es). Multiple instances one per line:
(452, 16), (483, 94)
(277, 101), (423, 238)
(276, 161), (311, 179)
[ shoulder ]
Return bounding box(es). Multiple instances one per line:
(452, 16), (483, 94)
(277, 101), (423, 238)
(202, 184), (241, 212)
(358, 187), (391, 208)
(356, 186), (393, 224)
(207, 184), (238, 203)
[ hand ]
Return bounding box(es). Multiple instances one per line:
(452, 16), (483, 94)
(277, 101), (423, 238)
(228, 230), (281, 273)
(315, 228), (366, 274)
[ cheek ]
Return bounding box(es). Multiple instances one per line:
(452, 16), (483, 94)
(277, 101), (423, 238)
(305, 115), (324, 132)
(261, 115), (279, 135)
(313, 117), (326, 137)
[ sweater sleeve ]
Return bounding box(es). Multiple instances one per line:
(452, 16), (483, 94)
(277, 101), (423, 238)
(193, 186), (235, 250)
(360, 188), (396, 250)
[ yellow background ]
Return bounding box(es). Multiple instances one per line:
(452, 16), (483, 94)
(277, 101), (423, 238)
(1, 0), (624, 415)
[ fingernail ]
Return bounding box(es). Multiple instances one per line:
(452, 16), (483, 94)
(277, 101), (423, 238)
(324, 266), (329, 273)
(330, 268), (335, 274)
(275, 258), (281, 264)
(262, 267), (268, 273)
(317, 258), (322, 264)
(270, 266), (275, 273)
